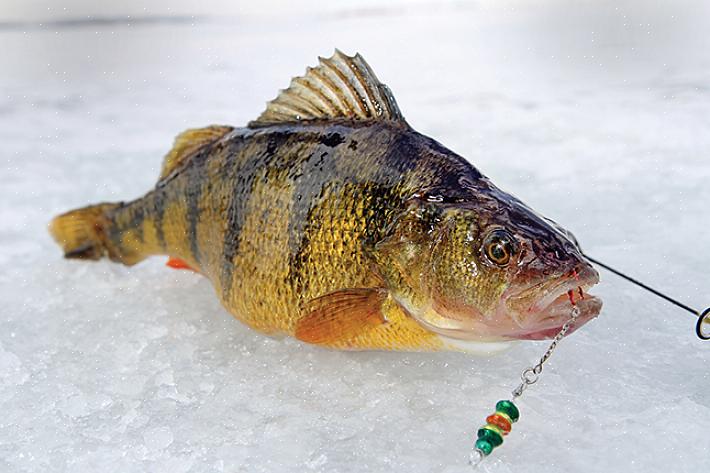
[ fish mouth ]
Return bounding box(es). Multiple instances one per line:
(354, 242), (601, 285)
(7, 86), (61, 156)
(514, 291), (602, 340)
(503, 266), (602, 340)
(400, 264), (601, 344)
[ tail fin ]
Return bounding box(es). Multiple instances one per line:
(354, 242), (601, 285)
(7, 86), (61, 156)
(49, 203), (122, 260)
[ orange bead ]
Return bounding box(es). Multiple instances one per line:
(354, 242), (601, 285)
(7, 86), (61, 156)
(486, 414), (512, 434)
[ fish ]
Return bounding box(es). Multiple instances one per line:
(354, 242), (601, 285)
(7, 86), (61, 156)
(48, 50), (602, 353)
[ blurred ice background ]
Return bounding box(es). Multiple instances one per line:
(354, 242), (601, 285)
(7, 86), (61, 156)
(1, 0), (709, 472)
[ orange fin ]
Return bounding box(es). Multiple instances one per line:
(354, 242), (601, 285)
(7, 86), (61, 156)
(295, 288), (388, 345)
(166, 257), (197, 272)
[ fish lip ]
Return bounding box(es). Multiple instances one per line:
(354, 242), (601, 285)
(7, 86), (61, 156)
(504, 265), (600, 314)
(513, 296), (602, 340)
(501, 265), (602, 339)
(531, 272), (599, 315)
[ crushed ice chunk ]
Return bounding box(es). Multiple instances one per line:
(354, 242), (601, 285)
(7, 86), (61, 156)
(143, 426), (174, 451)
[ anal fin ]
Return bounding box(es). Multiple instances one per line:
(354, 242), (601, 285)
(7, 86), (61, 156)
(295, 288), (388, 345)
(166, 257), (197, 272)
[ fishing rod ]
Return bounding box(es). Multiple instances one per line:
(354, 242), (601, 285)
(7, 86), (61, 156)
(582, 253), (709, 340)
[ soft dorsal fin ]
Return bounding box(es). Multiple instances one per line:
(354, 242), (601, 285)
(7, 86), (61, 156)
(159, 125), (233, 180)
(249, 49), (404, 127)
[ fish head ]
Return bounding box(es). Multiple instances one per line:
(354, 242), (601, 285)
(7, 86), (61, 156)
(379, 185), (601, 343)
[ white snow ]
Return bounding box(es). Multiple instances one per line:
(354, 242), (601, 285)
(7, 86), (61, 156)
(1, 1), (709, 472)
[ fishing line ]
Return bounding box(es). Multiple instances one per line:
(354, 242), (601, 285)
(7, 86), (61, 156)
(582, 253), (710, 341)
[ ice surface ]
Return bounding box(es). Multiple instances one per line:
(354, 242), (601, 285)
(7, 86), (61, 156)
(1, 1), (709, 472)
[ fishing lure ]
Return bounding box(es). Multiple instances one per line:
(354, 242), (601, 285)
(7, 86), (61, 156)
(470, 304), (580, 466)
(469, 256), (708, 467)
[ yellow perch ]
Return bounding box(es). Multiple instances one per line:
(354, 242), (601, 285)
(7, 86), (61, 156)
(49, 51), (601, 352)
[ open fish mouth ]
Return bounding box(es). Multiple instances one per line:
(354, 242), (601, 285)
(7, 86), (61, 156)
(515, 290), (602, 340)
(504, 266), (602, 340)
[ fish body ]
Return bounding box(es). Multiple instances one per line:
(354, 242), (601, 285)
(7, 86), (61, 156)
(50, 51), (601, 352)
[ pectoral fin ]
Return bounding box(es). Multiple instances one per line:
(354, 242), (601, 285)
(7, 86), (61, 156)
(295, 288), (388, 345)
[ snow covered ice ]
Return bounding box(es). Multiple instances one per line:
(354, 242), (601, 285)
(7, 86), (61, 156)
(1, 1), (709, 471)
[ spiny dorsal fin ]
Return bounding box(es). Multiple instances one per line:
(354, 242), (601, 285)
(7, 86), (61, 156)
(249, 49), (404, 127)
(159, 125), (233, 180)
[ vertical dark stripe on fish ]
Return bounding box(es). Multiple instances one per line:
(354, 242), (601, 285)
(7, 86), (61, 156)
(220, 141), (264, 299)
(152, 188), (167, 251)
(105, 212), (125, 254)
(286, 125), (419, 293)
(127, 204), (145, 243)
(185, 183), (201, 265)
(287, 143), (342, 258)
(219, 134), (285, 298)
(184, 148), (211, 265)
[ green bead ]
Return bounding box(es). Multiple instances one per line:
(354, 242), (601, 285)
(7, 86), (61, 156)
(475, 438), (494, 456)
(477, 427), (503, 447)
(496, 400), (520, 423)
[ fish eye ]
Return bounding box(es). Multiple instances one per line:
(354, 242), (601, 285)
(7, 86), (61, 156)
(483, 229), (516, 267)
